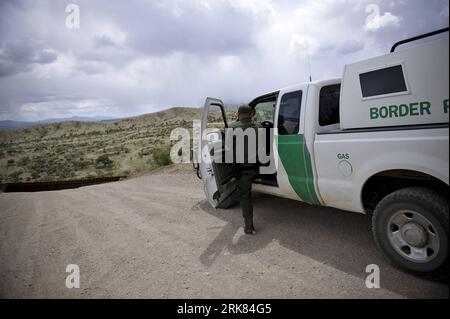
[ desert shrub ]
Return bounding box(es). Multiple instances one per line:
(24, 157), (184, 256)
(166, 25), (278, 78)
(138, 148), (151, 157)
(121, 170), (130, 177)
(9, 170), (23, 182)
(73, 158), (90, 170)
(87, 172), (97, 179)
(95, 154), (114, 168)
(57, 168), (75, 179)
(18, 156), (30, 166)
(31, 171), (41, 180)
(153, 147), (172, 167)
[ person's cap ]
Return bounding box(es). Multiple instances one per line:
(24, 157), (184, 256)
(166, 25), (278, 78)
(238, 105), (252, 116)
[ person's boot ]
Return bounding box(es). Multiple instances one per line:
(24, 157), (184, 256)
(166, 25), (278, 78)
(244, 224), (256, 235)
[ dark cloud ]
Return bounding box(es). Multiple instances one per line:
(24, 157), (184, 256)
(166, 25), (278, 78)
(336, 40), (365, 55)
(116, 1), (258, 56)
(0, 39), (58, 76)
(0, 0), (448, 121)
(94, 35), (119, 48)
(316, 39), (365, 56)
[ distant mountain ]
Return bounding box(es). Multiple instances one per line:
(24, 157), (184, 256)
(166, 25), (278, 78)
(0, 115), (120, 131)
(0, 106), (206, 183)
(39, 115), (119, 123)
(0, 120), (35, 131)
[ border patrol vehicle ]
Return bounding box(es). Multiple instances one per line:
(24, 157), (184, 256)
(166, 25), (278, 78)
(196, 29), (449, 279)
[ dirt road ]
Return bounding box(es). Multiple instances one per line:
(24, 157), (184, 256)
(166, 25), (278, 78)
(0, 165), (448, 298)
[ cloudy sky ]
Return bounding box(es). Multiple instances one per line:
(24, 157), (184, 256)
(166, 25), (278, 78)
(0, 0), (448, 121)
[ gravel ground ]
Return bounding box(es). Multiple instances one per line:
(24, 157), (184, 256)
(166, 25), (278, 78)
(0, 164), (448, 299)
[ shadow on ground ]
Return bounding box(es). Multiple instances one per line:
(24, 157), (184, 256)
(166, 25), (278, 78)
(197, 193), (449, 299)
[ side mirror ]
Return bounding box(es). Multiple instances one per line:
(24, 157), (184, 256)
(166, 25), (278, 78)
(206, 131), (221, 143)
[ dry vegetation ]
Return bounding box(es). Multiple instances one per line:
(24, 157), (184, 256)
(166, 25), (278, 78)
(0, 107), (237, 184)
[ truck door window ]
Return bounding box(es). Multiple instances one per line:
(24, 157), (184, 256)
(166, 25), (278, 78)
(278, 90), (302, 135)
(254, 100), (276, 126)
(359, 65), (408, 98)
(319, 84), (341, 126)
(207, 106), (227, 131)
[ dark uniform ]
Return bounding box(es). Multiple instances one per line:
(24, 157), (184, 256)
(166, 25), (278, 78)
(229, 106), (259, 234)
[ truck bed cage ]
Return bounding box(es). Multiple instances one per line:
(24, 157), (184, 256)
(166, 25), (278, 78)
(390, 27), (449, 53)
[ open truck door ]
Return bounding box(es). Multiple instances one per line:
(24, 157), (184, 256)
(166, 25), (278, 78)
(198, 98), (238, 208)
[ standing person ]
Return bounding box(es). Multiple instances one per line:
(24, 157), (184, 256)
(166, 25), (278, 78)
(229, 105), (259, 235)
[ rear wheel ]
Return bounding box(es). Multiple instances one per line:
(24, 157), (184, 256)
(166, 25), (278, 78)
(372, 187), (449, 280)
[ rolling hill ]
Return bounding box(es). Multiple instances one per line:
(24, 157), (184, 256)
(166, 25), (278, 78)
(0, 106), (238, 184)
(0, 116), (119, 131)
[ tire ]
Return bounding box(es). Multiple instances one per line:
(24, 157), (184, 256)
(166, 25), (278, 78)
(372, 187), (449, 280)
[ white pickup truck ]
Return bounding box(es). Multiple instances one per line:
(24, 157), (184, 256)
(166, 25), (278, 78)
(197, 29), (449, 279)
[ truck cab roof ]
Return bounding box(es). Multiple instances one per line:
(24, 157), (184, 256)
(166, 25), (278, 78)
(249, 78), (341, 107)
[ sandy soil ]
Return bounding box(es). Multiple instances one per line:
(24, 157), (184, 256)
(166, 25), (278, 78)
(0, 164), (448, 298)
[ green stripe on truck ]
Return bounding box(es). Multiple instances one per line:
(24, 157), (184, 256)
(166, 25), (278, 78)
(276, 134), (321, 205)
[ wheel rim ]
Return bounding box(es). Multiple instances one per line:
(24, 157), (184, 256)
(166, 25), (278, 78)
(387, 210), (440, 263)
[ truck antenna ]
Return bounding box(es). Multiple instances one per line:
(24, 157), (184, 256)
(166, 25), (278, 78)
(304, 23), (313, 82)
